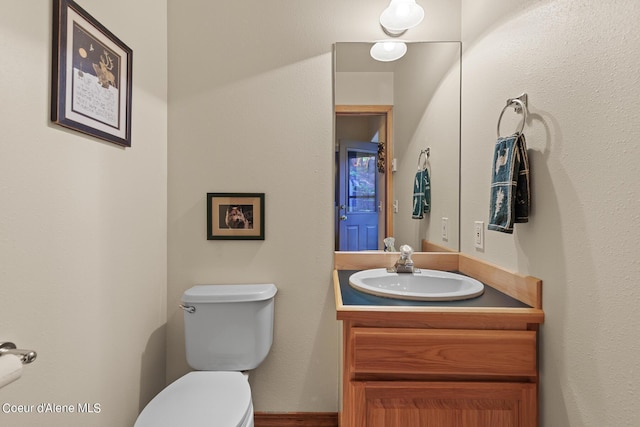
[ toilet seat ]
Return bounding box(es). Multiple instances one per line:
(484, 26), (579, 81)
(135, 371), (253, 427)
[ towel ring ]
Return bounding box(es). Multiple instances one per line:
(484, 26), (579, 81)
(497, 98), (527, 138)
(417, 148), (429, 171)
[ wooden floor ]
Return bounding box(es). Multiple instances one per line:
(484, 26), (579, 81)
(254, 412), (338, 427)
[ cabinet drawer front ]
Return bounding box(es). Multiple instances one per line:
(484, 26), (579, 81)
(352, 328), (536, 379)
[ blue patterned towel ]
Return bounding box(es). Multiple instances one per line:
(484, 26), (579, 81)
(412, 168), (431, 219)
(488, 133), (530, 233)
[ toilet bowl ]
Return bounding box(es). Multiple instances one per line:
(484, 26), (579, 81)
(135, 284), (277, 427)
(135, 372), (253, 427)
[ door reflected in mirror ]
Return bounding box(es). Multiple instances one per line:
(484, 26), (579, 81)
(334, 42), (461, 252)
(335, 106), (392, 251)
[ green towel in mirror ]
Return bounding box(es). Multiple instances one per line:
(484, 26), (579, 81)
(412, 168), (431, 219)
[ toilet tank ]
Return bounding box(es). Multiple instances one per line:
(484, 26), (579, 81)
(181, 284), (277, 371)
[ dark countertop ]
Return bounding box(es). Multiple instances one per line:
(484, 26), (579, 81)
(337, 270), (530, 308)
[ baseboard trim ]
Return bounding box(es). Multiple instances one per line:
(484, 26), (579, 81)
(254, 412), (338, 427)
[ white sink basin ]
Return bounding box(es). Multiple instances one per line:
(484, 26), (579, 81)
(348, 268), (485, 301)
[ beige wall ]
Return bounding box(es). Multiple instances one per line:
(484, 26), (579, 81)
(335, 72), (394, 105)
(460, 0), (640, 425)
(167, 0), (460, 412)
(0, 1), (167, 426)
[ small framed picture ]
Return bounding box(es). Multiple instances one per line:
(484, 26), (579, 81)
(51, 0), (133, 147)
(207, 193), (265, 240)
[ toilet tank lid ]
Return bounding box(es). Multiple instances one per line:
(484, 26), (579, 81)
(182, 284), (277, 303)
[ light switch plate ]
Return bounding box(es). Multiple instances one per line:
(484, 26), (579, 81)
(474, 221), (484, 249)
(441, 217), (448, 241)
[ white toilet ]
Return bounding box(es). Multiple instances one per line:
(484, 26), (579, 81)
(135, 283), (277, 427)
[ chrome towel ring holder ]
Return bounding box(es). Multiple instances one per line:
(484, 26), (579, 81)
(497, 93), (528, 138)
(417, 147), (430, 171)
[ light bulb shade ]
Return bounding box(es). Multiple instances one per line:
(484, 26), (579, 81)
(380, 0), (424, 32)
(370, 41), (408, 62)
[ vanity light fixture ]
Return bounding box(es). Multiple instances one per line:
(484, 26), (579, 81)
(370, 40), (408, 62)
(379, 0), (424, 35)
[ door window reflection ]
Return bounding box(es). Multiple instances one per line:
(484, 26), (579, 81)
(347, 150), (377, 213)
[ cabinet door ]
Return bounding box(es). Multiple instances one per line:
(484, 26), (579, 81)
(354, 381), (537, 427)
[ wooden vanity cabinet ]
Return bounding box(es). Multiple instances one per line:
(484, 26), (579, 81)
(339, 317), (540, 427)
(334, 252), (544, 427)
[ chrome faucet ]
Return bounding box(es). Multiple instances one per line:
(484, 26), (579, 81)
(393, 245), (415, 273)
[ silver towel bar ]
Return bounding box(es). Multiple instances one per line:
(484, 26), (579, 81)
(497, 93), (528, 138)
(0, 342), (37, 364)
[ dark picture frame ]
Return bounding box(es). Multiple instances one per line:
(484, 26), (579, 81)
(207, 193), (265, 240)
(51, 0), (133, 147)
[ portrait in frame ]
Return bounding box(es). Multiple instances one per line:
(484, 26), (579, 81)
(207, 193), (265, 240)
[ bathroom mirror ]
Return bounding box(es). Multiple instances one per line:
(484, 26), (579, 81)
(334, 41), (461, 252)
